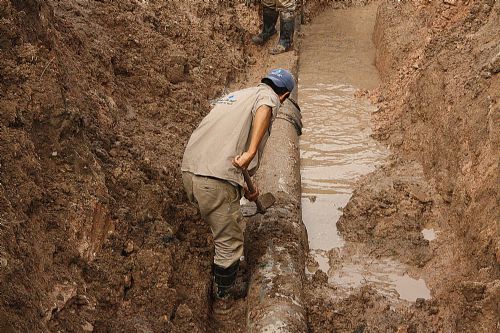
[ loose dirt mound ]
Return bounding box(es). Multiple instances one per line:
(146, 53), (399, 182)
(338, 160), (438, 267)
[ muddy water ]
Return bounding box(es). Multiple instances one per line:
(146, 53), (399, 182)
(299, 4), (431, 302)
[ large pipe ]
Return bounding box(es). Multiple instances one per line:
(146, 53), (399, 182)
(245, 85), (309, 332)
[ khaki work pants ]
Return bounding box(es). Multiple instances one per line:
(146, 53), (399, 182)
(262, 0), (297, 12)
(182, 172), (243, 269)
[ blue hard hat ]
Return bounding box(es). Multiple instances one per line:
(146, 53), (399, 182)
(265, 68), (295, 93)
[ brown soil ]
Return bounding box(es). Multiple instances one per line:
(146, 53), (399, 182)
(337, 160), (439, 268)
(1, 0), (498, 332)
(0, 1), (258, 331)
(370, 1), (499, 331)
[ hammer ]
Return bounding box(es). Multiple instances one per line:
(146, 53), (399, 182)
(242, 169), (268, 214)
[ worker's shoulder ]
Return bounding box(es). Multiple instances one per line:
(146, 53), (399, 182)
(227, 84), (274, 98)
(255, 84), (280, 102)
(219, 86), (258, 101)
(212, 85), (275, 107)
(234, 85), (260, 97)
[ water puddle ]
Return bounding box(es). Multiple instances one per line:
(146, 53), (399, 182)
(299, 4), (431, 303)
(422, 228), (437, 241)
(307, 248), (431, 302)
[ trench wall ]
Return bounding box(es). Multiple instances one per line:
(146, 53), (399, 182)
(373, 0), (499, 270)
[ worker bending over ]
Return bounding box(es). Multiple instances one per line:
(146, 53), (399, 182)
(181, 69), (295, 310)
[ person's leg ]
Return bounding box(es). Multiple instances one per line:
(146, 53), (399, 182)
(192, 176), (243, 297)
(269, 0), (296, 54)
(212, 260), (240, 298)
(276, 0), (296, 12)
(252, 1), (279, 45)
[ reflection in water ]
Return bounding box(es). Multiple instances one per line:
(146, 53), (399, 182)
(302, 194), (347, 249)
(300, 83), (388, 251)
(307, 249), (431, 302)
(301, 84), (386, 195)
(331, 261), (432, 302)
(300, 83), (387, 250)
(299, 4), (431, 303)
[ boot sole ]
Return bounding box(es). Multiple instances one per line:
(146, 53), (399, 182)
(269, 46), (291, 55)
(252, 31), (277, 46)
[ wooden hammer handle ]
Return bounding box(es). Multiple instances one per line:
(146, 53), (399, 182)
(242, 169), (266, 213)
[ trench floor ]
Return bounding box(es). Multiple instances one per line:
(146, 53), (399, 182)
(299, 3), (431, 303)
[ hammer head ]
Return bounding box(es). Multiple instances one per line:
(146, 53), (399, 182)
(241, 192), (276, 217)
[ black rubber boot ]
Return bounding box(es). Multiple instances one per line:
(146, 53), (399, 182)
(252, 7), (279, 45)
(269, 12), (295, 55)
(213, 261), (239, 298)
(212, 261), (240, 316)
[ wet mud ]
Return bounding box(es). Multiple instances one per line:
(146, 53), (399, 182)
(0, 1), (260, 332)
(298, 0), (432, 301)
(367, 1), (499, 332)
(300, 1), (499, 332)
(299, 3), (434, 331)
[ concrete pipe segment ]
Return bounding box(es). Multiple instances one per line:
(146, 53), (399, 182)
(244, 85), (309, 333)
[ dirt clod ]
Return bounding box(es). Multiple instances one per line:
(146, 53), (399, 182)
(123, 240), (135, 255)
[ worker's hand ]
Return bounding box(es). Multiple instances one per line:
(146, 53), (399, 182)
(232, 152), (255, 170)
(244, 0), (256, 7)
(244, 184), (260, 202)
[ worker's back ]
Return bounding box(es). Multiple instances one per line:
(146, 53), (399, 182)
(181, 83), (280, 186)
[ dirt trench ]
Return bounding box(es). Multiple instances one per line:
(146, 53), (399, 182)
(302, 1), (499, 333)
(0, 0), (498, 332)
(0, 0), (329, 332)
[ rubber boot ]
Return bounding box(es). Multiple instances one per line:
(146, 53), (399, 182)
(269, 11), (295, 55)
(212, 261), (239, 315)
(252, 7), (279, 45)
